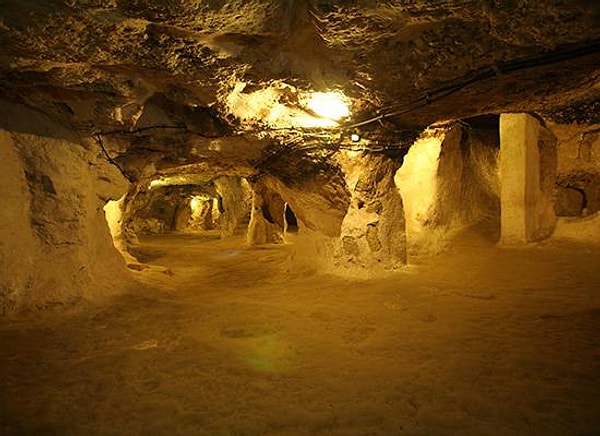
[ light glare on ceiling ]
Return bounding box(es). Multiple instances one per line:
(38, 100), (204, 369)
(304, 91), (350, 121)
(225, 81), (351, 129)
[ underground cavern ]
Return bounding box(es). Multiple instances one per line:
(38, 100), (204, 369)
(1, 1), (600, 434)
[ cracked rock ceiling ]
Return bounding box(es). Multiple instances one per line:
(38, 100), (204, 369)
(2, 0), (600, 180)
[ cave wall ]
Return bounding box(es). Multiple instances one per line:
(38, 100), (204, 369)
(264, 173), (349, 239)
(438, 127), (501, 230)
(396, 124), (500, 256)
(0, 129), (38, 314)
(545, 121), (600, 244)
(104, 194), (140, 266)
(254, 153), (407, 274)
(551, 122), (600, 217)
(394, 131), (444, 255)
(251, 173), (350, 272)
(125, 186), (188, 236)
(0, 101), (129, 313)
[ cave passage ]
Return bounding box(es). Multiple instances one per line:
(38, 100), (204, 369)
(285, 203), (299, 233)
(3, 104), (600, 435)
(3, 1), (600, 433)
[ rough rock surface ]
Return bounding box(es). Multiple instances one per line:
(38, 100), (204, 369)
(2, 1), (600, 133)
(551, 121), (600, 216)
(396, 123), (500, 255)
(214, 176), (252, 237)
(337, 152), (406, 271)
(247, 179), (285, 246)
(0, 101), (129, 311)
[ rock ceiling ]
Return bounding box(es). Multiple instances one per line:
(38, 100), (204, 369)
(2, 0), (600, 181)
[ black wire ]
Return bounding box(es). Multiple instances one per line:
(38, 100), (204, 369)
(93, 133), (134, 183)
(343, 38), (600, 130)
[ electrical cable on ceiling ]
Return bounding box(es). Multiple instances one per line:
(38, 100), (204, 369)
(93, 133), (134, 183)
(341, 37), (600, 130)
(96, 38), (600, 165)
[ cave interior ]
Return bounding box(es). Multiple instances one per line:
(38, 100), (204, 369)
(1, 1), (600, 434)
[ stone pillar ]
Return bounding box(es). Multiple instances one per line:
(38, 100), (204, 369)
(213, 176), (252, 238)
(172, 199), (192, 231)
(500, 113), (556, 244)
(199, 201), (215, 230)
(337, 153), (406, 270)
(246, 180), (285, 245)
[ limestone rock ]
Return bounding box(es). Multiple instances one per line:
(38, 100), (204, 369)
(0, 101), (129, 311)
(336, 152), (406, 271)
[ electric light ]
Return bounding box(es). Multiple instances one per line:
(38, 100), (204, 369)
(351, 133), (360, 142)
(225, 81), (352, 129)
(303, 91), (350, 121)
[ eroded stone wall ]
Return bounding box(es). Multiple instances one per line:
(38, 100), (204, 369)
(552, 122), (600, 217)
(336, 152), (406, 271)
(547, 121), (600, 244)
(396, 124), (501, 255)
(250, 173), (350, 272)
(214, 176), (253, 238)
(0, 101), (129, 313)
(247, 179), (285, 245)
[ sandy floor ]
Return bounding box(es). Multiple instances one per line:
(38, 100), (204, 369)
(1, 228), (600, 435)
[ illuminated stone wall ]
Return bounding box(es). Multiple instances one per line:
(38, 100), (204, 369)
(396, 123), (501, 256)
(336, 153), (406, 271)
(0, 101), (129, 312)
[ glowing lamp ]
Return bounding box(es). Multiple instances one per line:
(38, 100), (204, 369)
(304, 91), (350, 121)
